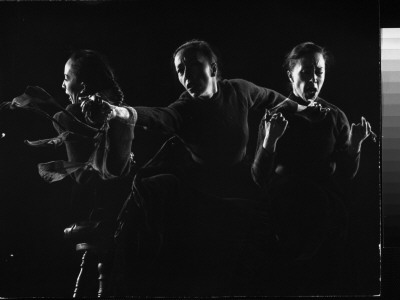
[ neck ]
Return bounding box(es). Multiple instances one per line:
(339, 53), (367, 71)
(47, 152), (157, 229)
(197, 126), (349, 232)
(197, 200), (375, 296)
(199, 79), (218, 100)
(291, 91), (311, 106)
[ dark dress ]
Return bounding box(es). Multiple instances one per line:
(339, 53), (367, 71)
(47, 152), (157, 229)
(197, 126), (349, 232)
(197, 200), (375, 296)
(52, 102), (136, 223)
(251, 94), (360, 294)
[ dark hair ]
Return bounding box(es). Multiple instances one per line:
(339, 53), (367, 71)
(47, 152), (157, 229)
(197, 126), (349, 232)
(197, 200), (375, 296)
(283, 42), (330, 72)
(172, 39), (221, 79)
(68, 49), (124, 105)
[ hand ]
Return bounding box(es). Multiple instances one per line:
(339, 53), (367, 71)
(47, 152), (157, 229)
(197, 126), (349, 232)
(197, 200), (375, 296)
(11, 85), (55, 109)
(81, 95), (114, 125)
(25, 86), (53, 102)
(297, 102), (330, 122)
(349, 116), (372, 153)
(263, 112), (288, 150)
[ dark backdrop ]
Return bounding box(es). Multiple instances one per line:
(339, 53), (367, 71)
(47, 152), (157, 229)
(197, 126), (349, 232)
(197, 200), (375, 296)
(0, 1), (380, 297)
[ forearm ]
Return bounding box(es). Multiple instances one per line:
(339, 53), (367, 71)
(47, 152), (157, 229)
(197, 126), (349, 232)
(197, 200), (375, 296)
(105, 106), (137, 176)
(251, 146), (276, 189)
(262, 135), (278, 153)
(133, 106), (181, 134)
(335, 149), (361, 180)
(348, 139), (362, 156)
(338, 131), (365, 179)
(110, 105), (131, 120)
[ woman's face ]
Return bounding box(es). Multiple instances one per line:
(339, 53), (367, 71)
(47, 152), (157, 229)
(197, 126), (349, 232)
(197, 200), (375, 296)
(174, 49), (216, 99)
(62, 59), (82, 104)
(289, 52), (326, 103)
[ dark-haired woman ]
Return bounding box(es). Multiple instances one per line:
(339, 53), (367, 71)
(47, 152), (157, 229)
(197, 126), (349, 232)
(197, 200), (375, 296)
(53, 49), (137, 223)
(251, 42), (372, 294)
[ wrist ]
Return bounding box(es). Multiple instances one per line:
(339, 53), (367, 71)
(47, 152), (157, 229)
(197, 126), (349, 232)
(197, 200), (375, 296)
(109, 105), (130, 120)
(108, 105), (117, 120)
(348, 141), (361, 155)
(262, 138), (277, 153)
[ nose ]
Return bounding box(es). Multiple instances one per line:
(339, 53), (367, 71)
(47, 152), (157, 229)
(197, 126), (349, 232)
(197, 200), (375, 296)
(62, 81), (65, 89)
(183, 69), (190, 80)
(309, 72), (318, 83)
(183, 72), (192, 87)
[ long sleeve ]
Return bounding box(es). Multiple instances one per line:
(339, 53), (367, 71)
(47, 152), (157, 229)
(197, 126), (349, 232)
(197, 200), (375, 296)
(230, 79), (287, 112)
(134, 100), (186, 135)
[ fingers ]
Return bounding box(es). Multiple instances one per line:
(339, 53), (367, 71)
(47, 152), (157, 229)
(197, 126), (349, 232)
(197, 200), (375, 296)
(354, 117), (368, 128)
(366, 120), (371, 135)
(361, 116), (367, 127)
(80, 98), (91, 114)
(282, 118), (289, 131)
(81, 97), (113, 125)
(262, 110), (272, 122)
(360, 116), (372, 136)
(270, 112), (284, 120)
(270, 113), (288, 128)
(264, 112), (288, 141)
(310, 102), (330, 113)
(351, 116), (377, 143)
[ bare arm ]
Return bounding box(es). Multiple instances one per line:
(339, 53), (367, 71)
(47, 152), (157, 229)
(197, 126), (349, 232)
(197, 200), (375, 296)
(251, 112), (288, 189)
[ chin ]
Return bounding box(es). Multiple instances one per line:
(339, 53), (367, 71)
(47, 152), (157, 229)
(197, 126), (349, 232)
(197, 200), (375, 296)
(189, 92), (199, 98)
(69, 96), (78, 104)
(305, 94), (318, 102)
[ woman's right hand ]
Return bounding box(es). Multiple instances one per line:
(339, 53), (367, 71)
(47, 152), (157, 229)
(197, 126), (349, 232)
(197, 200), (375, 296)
(262, 112), (288, 151)
(81, 95), (114, 125)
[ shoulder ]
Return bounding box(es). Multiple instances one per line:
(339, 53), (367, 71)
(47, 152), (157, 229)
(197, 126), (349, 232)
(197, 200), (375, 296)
(224, 78), (255, 90)
(53, 103), (84, 128)
(221, 79), (265, 99)
(270, 99), (298, 115)
(171, 91), (193, 106)
(66, 103), (83, 115)
(165, 93), (195, 117)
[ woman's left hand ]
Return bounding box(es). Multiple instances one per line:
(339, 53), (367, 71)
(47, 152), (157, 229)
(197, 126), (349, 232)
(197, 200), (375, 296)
(349, 116), (372, 153)
(262, 112), (288, 151)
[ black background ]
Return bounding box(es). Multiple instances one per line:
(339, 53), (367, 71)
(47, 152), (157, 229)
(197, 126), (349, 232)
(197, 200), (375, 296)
(0, 0), (383, 298)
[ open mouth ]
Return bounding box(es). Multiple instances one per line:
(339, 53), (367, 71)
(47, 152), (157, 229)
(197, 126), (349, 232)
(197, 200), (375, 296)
(305, 87), (318, 99)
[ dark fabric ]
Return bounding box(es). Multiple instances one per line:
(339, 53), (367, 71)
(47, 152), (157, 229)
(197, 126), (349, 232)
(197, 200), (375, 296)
(52, 103), (135, 220)
(115, 79), (288, 295)
(113, 137), (277, 296)
(118, 173), (276, 296)
(252, 96), (360, 189)
(134, 79), (287, 167)
(250, 95), (355, 293)
(53, 103), (136, 184)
